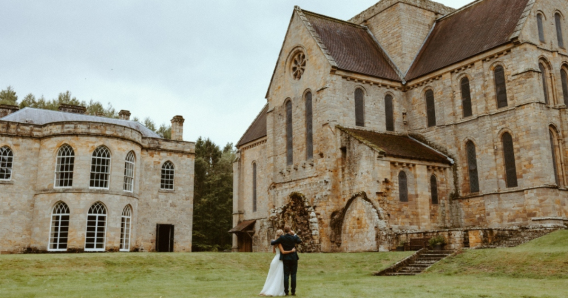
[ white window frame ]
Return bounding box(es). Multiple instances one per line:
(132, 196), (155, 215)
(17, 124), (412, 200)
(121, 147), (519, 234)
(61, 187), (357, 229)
(48, 202), (70, 252)
(0, 146), (14, 181)
(84, 202), (107, 252)
(54, 144), (75, 188)
(120, 205), (132, 252)
(123, 151), (135, 192)
(90, 146), (111, 189)
(160, 161), (175, 190)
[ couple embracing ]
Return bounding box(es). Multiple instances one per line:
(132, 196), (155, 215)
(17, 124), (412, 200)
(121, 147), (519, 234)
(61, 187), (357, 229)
(259, 226), (302, 296)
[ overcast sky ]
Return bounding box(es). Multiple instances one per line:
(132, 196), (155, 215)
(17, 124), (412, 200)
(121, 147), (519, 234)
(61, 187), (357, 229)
(1, 0), (471, 146)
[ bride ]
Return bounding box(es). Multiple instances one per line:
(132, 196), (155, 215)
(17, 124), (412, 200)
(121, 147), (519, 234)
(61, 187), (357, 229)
(259, 230), (296, 297)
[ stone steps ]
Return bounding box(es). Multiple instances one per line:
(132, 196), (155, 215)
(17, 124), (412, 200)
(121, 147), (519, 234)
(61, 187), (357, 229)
(385, 250), (454, 276)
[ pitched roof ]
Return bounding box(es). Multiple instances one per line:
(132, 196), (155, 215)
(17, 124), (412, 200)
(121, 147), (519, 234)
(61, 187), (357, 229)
(406, 0), (530, 80)
(340, 127), (452, 164)
(302, 10), (402, 82)
(228, 219), (256, 233)
(1, 108), (161, 138)
(236, 104), (268, 148)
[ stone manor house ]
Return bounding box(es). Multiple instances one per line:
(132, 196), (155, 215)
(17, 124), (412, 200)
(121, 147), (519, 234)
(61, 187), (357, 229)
(0, 104), (195, 253)
(232, 0), (568, 252)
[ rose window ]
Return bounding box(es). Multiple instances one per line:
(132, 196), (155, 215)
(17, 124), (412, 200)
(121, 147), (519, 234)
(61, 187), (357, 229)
(292, 52), (306, 80)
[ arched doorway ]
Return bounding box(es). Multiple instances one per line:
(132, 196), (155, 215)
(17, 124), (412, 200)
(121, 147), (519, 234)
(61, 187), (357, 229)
(271, 192), (320, 252)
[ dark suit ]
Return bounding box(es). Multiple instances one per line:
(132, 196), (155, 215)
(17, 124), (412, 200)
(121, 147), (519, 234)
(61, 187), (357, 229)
(271, 234), (302, 295)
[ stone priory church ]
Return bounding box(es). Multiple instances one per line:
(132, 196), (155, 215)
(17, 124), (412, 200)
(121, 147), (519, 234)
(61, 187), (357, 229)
(232, 0), (568, 253)
(0, 104), (195, 253)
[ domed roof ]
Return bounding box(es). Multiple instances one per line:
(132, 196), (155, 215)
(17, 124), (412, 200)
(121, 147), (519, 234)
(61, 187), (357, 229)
(1, 107), (161, 138)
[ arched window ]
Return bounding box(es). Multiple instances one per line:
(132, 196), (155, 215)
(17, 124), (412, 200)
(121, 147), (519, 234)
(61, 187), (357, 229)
(399, 171), (408, 202)
(556, 13), (564, 48)
(425, 90), (436, 127)
(539, 63), (550, 104)
(120, 205), (132, 252)
(430, 175), (439, 205)
(461, 77), (473, 117)
(549, 128), (561, 185)
(305, 92), (313, 160)
(466, 141), (480, 193)
(494, 65), (508, 108)
(123, 151), (135, 192)
(90, 146), (111, 189)
(0, 146), (14, 181)
(252, 162), (257, 212)
(385, 94), (394, 131)
(161, 161), (175, 190)
(286, 100), (293, 165)
(538, 13), (545, 43)
(48, 201), (70, 251)
(85, 202), (107, 251)
(55, 145), (74, 188)
(561, 68), (568, 105)
(502, 132), (518, 188)
(355, 88), (365, 127)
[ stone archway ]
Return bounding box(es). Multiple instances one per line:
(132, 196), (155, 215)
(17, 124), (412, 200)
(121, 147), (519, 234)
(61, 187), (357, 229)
(270, 192), (320, 252)
(331, 192), (388, 252)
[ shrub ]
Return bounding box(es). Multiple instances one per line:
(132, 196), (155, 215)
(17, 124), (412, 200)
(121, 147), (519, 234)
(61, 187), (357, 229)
(429, 235), (447, 246)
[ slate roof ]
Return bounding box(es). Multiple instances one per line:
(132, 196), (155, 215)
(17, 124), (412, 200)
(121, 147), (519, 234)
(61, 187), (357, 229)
(406, 0), (530, 80)
(1, 108), (161, 138)
(302, 10), (402, 82)
(236, 104), (268, 148)
(340, 127), (452, 164)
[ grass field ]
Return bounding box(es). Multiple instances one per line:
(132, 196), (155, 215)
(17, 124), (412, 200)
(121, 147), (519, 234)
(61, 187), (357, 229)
(1, 230), (567, 298)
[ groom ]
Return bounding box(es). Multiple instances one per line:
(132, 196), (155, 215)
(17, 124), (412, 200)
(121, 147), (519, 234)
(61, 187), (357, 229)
(271, 226), (302, 296)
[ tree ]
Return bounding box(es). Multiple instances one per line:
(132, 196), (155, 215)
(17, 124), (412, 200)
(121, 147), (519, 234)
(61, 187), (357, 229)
(0, 86), (18, 105)
(192, 138), (235, 251)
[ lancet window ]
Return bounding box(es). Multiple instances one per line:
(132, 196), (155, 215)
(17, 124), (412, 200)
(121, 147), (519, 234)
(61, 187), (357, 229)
(161, 161), (175, 190)
(120, 205), (132, 252)
(385, 94), (394, 131)
(0, 146), (14, 181)
(55, 145), (75, 188)
(90, 146), (111, 189)
(123, 151), (135, 192)
(85, 202), (107, 251)
(48, 201), (70, 251)
(355, 88), (365, 127)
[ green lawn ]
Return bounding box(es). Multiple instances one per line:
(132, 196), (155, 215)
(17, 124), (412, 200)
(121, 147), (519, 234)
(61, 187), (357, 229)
(1, 231), (567, 298)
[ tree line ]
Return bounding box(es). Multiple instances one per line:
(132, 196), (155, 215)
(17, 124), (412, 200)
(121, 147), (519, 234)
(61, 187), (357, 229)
(1, 86), (235, 252)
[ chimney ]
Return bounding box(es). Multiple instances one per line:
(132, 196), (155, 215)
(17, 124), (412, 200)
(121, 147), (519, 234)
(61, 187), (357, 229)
(119, 110), (131, 120)
(170, 115), (185, 141)
(58, 104), (86, 114)
(0, 104), (20, 118)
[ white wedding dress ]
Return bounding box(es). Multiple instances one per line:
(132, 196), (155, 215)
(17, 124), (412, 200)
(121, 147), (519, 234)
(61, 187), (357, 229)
(259, 249), (285, 296)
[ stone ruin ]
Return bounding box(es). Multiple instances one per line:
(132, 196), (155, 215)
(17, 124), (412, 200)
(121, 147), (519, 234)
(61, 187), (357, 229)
(269, 193), (321, 252)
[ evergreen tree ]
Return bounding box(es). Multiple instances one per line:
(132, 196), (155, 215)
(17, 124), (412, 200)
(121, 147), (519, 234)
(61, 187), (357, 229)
(192, 137), (235, 251)
(0, 86), (18, 105)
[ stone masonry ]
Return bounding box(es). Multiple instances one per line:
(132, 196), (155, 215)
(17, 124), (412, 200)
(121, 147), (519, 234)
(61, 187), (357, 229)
(234, 0), (568, 253)
(0, 107), (195, 253)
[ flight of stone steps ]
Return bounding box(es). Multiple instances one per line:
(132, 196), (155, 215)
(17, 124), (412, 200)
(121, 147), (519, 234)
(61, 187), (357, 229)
(385, 250), (454, 276)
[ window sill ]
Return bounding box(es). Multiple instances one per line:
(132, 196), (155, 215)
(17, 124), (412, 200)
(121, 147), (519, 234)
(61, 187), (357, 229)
(0, 180), (14, 185)
(159, 189), (175, 193)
